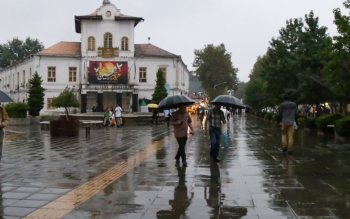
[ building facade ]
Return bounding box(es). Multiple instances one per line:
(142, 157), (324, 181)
(0, 0), (190, 114)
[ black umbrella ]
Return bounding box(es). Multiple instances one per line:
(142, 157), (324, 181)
(157, 95), (195, 110)
(210, 95), (244, 109)
(0, 91), (13, 103)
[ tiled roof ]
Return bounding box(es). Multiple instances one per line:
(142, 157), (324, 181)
(36, 42), (178, 59)
(135, 44), (179, 58)
(37, 42), (81, 56)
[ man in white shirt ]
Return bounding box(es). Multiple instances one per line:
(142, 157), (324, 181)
(164, 109), (171, 127)
(114, 104), (122, 127)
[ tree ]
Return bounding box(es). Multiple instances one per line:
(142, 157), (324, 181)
(27, 71), (46, 117)
(323, 0), (350, 108)
(193, 44), (238, 99)
(261, 18), (303, 103)
(51, 86), (80, 119)
(295, 11), (333, 106)
(151, 69), (168, 104)
(245, 55), (275, 109)
(0, 37), (44, 68)
(233, 82), (247, 101)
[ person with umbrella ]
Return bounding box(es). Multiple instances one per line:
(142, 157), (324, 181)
(0, 105), (9, 161)
(169, 104), (195, 167)
(206, 103), (226, 162)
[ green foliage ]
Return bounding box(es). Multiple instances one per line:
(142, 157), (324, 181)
(265, 112), (274, 120)
(233, 82), (246, 100)
(151, 69), (168, 104)
(323, 1), (350, 103)
(297, 116), (307, 127)
(0, 37), (44, 68)
(51, 86), (80, 118)
(294, 11), (333, 104)
(259, 111), (267, 118)
(272, 113), (282, 122)
(261, 18), (302, 103)
(315, 113), (344, 132)
(305, 118), (317, 128)
(5, 102), (29, 118)
(27, 72), (46, 117)
(193, 44), (238, 99)
(334, 116), (350, 137)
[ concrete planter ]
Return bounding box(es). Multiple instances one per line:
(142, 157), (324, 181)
(30, 116), (41, 124)
(8, 117), (31, 126)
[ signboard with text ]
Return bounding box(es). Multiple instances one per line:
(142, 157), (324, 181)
(88, 61), (128, 84)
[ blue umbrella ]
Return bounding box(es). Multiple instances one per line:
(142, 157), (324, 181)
(0, 91), (13, 103)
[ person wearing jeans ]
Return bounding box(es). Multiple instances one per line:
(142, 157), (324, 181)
(206, 103), (226, 162)
(0, 106), (9, 161)
(279, 95), (297, 154)
(169, 105), (195, 167)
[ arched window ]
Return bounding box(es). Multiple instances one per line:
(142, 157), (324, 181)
(87, 36), (95, 51)
(121, 37), (129, 51)
(104, 32), (113, 48)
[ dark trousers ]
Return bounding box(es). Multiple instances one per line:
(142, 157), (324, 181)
(151, 116), (158, 125)
(209, 127), (222, 158)
(0, 128), (3, 160)
(165, 117), (170, 127)
(175, 137), (188, 163)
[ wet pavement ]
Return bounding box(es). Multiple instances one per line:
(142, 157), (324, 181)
(0, 115), (350, 218)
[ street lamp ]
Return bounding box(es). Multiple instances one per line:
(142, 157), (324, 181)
(213, 82), (227, 89)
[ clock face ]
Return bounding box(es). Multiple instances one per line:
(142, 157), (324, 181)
(106, 11), (111, 17)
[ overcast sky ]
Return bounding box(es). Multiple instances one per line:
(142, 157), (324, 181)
(0, 0), (347, 82)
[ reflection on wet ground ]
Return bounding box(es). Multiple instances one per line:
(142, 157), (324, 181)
(0, 115), (350, 218)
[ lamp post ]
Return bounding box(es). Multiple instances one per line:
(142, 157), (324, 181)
(213, 82), (227, 89)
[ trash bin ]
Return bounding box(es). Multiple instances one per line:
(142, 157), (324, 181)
(60, 116), (79, 136)
(50, 120), (62, 137)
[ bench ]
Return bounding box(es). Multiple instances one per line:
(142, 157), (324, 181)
(81, 121), (103, 129)
(40, 121), (50, 130)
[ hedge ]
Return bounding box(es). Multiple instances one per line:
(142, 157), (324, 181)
(315, 113), (344, 132)
(264, 112), (273, 120)
(305, 118), (317, 129)
(334, 116), (350, 137)
(4, 102), (29, 118)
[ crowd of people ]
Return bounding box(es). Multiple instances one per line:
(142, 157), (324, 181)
(99, 104), (123, 127)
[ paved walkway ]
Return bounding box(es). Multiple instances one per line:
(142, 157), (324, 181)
(0, 115), (350, 218)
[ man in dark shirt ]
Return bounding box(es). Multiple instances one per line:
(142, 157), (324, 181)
(279, 95), (297, 154)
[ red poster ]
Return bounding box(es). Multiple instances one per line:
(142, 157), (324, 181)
(88, 61), (128, 84)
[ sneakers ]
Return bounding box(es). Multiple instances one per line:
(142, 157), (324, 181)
(175, 160), (180, 167)
(183, 162), (188, 167)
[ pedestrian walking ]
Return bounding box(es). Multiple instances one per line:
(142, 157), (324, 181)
(164, 109), (171, 127)
(114, 104), (122, 127)
(169, 104), (195, 167)
(151, 108), (159, 126)
(0, 106), (9, 161)
(206, 103), (226, 162)
(103, 108), (110, 126)
(279, 95), (298, 154)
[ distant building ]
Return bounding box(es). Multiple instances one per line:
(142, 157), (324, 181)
(188, 72), (205, 99)
(0, 0), (190, 114)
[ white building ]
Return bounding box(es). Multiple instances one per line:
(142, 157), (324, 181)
(0, 0), (190, 114)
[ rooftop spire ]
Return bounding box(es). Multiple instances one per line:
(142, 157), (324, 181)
(103, 0), (111, 5)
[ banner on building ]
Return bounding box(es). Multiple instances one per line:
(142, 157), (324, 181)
(88, 61), (128, 84)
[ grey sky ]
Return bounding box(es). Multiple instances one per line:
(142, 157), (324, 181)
(0, 0), (346, 82)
